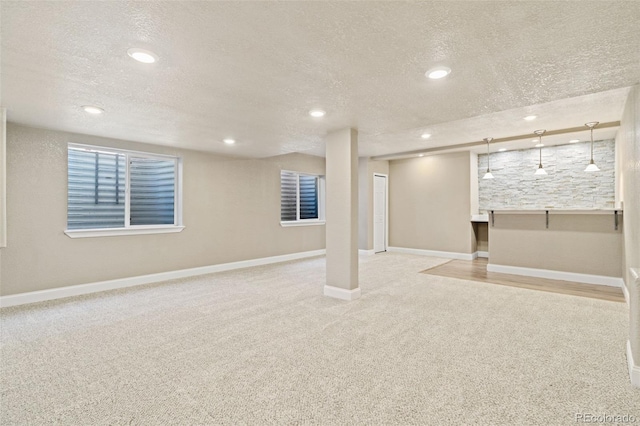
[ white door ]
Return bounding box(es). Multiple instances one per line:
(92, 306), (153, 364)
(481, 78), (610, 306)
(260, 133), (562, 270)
(373, 175), (387, 253)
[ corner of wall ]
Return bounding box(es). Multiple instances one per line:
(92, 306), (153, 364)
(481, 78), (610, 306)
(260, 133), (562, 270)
(358, 157), (370, 250)
(618, 84), (640, 376)
(0, 108), (6, 249)
(470, 152), (479, 215)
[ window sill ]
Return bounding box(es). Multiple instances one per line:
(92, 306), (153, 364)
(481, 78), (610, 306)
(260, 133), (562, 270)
(280, 220), (326, 228)
(64, 225), (185, 239)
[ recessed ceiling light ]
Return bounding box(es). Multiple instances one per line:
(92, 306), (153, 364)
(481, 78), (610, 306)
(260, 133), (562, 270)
(309, 109), (326, 118)
(82, 105), (104, 114)
(421, 133), (431, 139)
(426, 66), (451, 79)
(532, 139), (539, 142)
(535, 143), (544, 148)
(418, 154), (424, 157)
(569, 139), (580, 143)
(524, 115), (537, 121)
(127, 48), (158, 64)
(498, 148), (507, 152)
(223, 138), (236, 145)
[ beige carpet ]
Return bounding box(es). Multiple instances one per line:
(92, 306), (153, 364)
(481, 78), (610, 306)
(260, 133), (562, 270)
(1, 253), (638, 425)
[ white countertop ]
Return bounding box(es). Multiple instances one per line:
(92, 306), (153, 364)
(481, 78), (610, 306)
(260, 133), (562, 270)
(471, 214), (489, 222)
(487, 209), (622, 215)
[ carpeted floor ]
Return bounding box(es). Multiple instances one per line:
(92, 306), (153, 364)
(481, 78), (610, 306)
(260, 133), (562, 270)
(1, 253), (638, 425)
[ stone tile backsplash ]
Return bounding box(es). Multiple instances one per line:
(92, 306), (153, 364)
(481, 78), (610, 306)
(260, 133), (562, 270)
(478, 140), (615, 212)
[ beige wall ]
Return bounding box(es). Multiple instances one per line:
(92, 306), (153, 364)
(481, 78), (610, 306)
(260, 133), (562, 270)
(389, 152), (474, 254)
(0, 124), (326, 296)
(474, 222), (488, 252)
(0, 109), (5, 248)
(358, 158), (389, 251)
(616, 84), (640, 365)
(489, 213), (623, 277)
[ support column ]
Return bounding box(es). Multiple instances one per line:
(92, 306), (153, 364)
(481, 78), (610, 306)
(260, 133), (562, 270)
(324, 128), (360, 300)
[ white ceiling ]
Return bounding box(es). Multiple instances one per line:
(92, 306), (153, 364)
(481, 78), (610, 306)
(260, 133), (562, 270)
(2, 1), (640, 158)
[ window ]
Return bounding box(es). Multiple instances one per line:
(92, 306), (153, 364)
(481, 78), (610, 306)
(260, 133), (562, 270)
(65, 144), (183, 237)
(280, 170), (325, 226)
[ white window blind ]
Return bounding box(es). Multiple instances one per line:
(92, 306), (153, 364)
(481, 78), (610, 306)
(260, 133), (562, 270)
(129, 157), (175, 225)
(299, 175), (319, 220)
(67, 145), (180, 231)
(281, 171), (298, 221)
(280, 170), (323, 223)
(67, 149), (126, 229)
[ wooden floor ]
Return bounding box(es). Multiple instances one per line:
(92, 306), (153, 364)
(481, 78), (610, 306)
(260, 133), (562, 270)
(422, 258), (625, 303)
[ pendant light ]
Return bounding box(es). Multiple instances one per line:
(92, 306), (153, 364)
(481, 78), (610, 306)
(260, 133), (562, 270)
(534, 129), (547, 175)
(482, 137), (494, 179)
(584, 121), (600, 172)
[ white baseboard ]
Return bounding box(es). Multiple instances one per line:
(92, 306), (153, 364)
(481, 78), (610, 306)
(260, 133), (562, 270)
(388, 246), (475, 261)
(476, 251), (489, 259)
(627, 340), (640, 388)
(487, 263), (623, 288)
(623, 283), (630, 306)
(0, 249), (327, 308)
(358, 249), (376, 256)
(628, 268), (639, 307)
(324, 285), (361, 301)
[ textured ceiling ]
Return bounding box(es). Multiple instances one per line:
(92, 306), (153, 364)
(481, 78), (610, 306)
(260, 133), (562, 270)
(2, 1), (640, 158)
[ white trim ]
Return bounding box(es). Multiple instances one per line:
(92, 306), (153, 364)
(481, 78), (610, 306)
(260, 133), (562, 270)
(388, 246), (475, 260)
(280, 220), (325, 227)
(627, 340), (640, 388)
(486, 263), (623, 288)
(281, 170), (325, 224)
(323, 285), (361, 301)
(629, 268), (639, 307)
(471, 214), (489, 223)
(373, 172), (389, 253)
(623, 283), (630, 306)
(65, 225), (185, 238)
(359, 249), (375, 255)
(476, 251), (489, 259)
(0, 249), (326, 308)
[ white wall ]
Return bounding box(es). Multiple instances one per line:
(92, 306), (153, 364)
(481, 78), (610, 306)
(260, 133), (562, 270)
(616, 85), (640, 371)
(478, 140), (616, 211)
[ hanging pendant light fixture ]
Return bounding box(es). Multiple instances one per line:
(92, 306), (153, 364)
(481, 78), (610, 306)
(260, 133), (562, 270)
(534, 129), (547, 175)
(584, 121), (600, 172)
(482, 137), (494, 179)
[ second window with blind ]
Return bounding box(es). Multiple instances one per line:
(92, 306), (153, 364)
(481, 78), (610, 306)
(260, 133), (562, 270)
(280, 170), (325, 226)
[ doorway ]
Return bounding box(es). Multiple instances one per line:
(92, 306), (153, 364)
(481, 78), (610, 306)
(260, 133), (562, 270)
(373, 174), (388, 253)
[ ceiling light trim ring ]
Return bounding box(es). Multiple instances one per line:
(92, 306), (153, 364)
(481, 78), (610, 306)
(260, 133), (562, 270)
(127, 48), (158, 64)
(82, 105), (104, 114)
(426, 66), (451, 79)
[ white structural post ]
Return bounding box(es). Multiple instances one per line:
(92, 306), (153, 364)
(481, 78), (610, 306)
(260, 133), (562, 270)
(324, 128), (360, 300)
